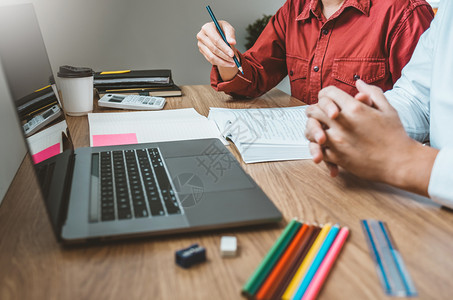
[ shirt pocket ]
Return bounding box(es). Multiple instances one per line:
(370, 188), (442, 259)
(286, 55), (308, 101)
(332, 58), (386, 87)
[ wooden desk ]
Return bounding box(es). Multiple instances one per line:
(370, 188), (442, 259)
(1, 85), (452, 300)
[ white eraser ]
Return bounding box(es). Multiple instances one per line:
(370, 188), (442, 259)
(220, 236), (237, 257)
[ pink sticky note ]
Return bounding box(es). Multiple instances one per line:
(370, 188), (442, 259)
(92, 133), (138, 147)
(32, 143), (60, 164)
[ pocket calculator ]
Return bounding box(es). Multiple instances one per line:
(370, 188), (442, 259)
(23, 104), (62, 137)
(98, 94), (166, 110)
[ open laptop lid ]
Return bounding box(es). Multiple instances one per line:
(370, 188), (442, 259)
(0, 4), (74, 237)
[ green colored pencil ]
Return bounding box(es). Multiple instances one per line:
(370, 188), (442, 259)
(242, 219), (301, 297)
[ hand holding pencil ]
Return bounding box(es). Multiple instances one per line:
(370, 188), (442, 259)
(197, 6), (243, 81)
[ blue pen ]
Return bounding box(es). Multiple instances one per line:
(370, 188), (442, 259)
(292, 224), (340, 300)
(206, 5), (244, 75)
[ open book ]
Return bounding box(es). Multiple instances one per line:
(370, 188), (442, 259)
(208, 106), (311, 163)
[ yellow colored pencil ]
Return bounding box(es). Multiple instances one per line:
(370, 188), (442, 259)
(100, 70), (131, 75)
(34, 85), (51, 92)
(282, 223), (332, 300)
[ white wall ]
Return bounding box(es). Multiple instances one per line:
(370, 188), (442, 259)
(0, 60), (27, 203)
(33, 0), (286, 86)
(0, 0), (287, 202)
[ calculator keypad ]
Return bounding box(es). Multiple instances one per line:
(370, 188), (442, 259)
(122, 95), (162, 106)
(100, 94), (165, 110)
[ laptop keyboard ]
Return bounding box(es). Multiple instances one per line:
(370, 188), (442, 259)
(95, 148), (182, 222)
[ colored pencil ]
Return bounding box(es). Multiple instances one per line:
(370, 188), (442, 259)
(282, 223), (332, 300)
(302, 227), (349, 300)
(266, 224), (319, 300)
(274, 226), (321, 299)
(293, 224), (340, 299)
(241, 219), (301, 297)
(255, 223), (310, 300)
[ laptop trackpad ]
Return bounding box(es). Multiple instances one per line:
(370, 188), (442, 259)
(165, 156), (255, 194)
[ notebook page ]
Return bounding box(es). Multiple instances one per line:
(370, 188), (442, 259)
(88, 109), (226, 147)
(27, 120), (67, 155)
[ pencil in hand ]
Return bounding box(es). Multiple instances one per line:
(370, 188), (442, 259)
(206, 5), (244, 75)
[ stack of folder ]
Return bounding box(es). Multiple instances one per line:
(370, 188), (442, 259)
(242, 219), (349, 300)
(94, 69), (182, 97)
(17, 85), (59, 120)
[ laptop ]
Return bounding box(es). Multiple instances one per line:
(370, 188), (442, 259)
(0, 4), (282, 244)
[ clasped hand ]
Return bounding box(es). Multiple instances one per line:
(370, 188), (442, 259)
(304, 80), (416, 183)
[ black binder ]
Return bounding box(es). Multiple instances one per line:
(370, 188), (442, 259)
(94, 69), (181, 97)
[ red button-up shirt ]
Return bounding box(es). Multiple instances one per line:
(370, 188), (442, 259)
(210, 0), (434, 104)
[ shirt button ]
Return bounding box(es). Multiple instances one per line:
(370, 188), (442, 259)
(322, 29), (329, 35)
(290, 70), (294, 76)
(353, 74), (360, 81)
(313, 66), (319, 72)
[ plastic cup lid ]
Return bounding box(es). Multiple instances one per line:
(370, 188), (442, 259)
(57, 65), (93, 78)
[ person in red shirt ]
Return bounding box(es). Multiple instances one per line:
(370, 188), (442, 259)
(197, 0), (434, 104)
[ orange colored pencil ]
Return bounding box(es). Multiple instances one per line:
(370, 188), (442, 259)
(255, 223), (309, 300)
(273, 226), (321, 299)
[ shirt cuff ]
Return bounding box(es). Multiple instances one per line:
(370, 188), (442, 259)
(210, 52), (253, 95)
(428, 147), (453, 208)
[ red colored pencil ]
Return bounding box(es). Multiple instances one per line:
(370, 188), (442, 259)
(255, 223), (310, 300)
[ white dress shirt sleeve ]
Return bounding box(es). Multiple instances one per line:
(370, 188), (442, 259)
(384, 19), (436, 143)
(385, 2), (453, 208)
(428, 148), (453, 208)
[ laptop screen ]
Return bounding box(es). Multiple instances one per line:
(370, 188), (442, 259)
(0, 4), (72, 168)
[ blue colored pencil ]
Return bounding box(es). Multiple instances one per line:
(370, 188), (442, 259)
(206, 5), (244, 74)
(292, 224), (340, 299)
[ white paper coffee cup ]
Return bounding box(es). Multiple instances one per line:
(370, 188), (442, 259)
(57, 65), (94, 116)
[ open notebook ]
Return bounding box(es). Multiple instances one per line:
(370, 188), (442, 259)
(208, 106), (311, 163)
(88, 108), (227, 147)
